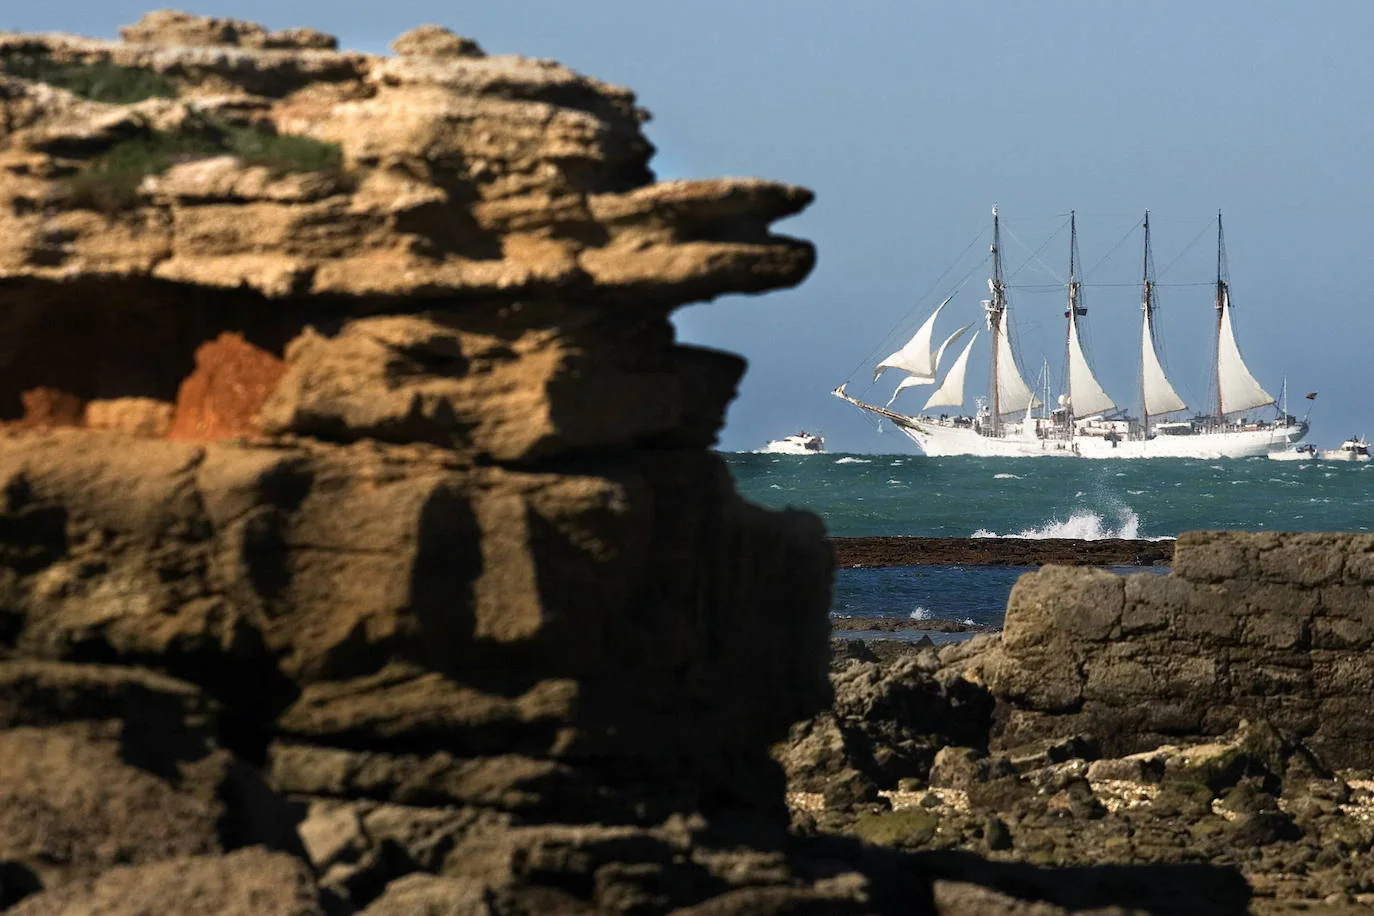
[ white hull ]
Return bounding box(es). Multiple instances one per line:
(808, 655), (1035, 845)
(896, 417), (1305, 459)
(1267, 448), (1316, 462)
(1319, 451), (1371, 463)
(758, 433), (825, 455)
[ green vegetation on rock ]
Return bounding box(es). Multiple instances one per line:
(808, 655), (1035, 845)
(63, 132), (219, 212)
(219, 123), (343, 174)
(63, 121), (344, 213)
(0, 52), (176, 103)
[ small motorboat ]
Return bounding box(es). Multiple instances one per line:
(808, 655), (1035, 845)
(1268, 443), (1317, 461)
(760, 431), (825, 455)
(1321, 437), (1371, 462)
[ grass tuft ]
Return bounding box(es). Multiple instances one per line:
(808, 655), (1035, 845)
(62, 132), (222, 212)
(61, 121), (345, 213)
(220, 125), (343, 174)
(1, 52), (177, 104)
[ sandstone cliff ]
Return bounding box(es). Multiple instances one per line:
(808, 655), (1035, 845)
(0, 13), (876, 914)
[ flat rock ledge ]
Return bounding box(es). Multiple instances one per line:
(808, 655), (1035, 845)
(832, 536), (1175, 568)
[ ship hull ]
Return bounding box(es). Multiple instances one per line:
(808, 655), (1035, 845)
(895, 417), (1306, 459)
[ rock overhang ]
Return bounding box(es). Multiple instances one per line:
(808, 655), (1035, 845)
(0, 12), (814, 453)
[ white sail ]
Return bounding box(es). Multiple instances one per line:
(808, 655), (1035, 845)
(1141, 310), (1187, 416)
(883, 321), (974, 407)
(1066, 314), (1115, 418)
(1216, 289), (1275, 414)
(885, 375), (921, 408)
(923, 333), (978, 410)
(873, 295), (952, 382)
(994, 317), (1041, 415)
(933, 321), (973, 376)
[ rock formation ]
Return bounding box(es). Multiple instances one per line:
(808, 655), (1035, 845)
(0, 12), (886, 914)
(782, 533), (1374, 912)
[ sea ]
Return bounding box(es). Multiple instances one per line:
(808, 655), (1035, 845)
(724, 453), (1374, 639)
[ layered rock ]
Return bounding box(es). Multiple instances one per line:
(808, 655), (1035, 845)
(0, 12), (873, 914)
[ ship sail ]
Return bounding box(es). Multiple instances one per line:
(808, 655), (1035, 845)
(1067, 315), (1114, 417)
(1063, 213), (1115, 419)
(1139, 211), (1188, 419)
(1141, 310), (1188, 416)
(994, 316), (1041, 415)
(1216, 288), (1274, 414)
(923, 333), (978, 410)
(873, 295), (953, 382)
(884, 321), (974, 406)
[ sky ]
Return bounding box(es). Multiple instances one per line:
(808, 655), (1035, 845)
(10, 2), (1374, 453)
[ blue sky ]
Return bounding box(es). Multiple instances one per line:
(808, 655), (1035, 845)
(11, 2), (1373, 452)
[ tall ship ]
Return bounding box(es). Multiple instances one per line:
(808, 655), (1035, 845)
(833, 209), (1308, 458)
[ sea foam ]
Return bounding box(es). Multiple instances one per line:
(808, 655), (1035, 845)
(834, 457), (871, 464)
(972, 508), (1142, 540)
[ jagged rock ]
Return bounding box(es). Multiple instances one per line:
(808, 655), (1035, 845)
(359, 873), (490, 915)
(0, 722), (225, 891)
(83, 397), (173, 437)
(119, 10), (337, 50)
(779, 652), (994, 792)
(391, 26), (484, 59)
(255, 310), (725, 459)
(6, 848), (325, 915)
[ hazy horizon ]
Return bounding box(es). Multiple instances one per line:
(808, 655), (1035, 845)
(11, 2), (1370, 453)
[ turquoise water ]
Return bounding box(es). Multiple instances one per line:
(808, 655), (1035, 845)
(725, 453), (1374, 539)
(724, 452), (1374, 626)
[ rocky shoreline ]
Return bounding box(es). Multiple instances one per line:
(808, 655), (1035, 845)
(785, 634), (1374, 914)
(832, 536), (1175, 567)
(781, 533), (1374, 914)
(832, 616), (995, 634)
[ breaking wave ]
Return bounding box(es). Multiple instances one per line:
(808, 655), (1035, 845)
(972, 508), (1143, 540)
(834, 457), (871, 464)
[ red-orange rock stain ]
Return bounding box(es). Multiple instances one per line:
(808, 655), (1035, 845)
(167, 332), (287, 441)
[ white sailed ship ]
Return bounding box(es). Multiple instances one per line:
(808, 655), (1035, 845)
(834, 209), (1308, 458)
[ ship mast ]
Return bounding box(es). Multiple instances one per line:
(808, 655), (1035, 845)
(1214, 210), (1228, 420)
(1065, 211), (1084, 420)
(988, 206), (1005, 435)
(1141, 210), (1154, 434)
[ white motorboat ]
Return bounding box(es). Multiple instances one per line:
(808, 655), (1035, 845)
(1268, 444), (1317, 461)
(1321, 438), (1371, 462)
(760, 431), (825, 454)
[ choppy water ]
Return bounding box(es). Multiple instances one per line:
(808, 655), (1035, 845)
(726, 453), (1374, 539)
(724, 452), (1374, 630)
